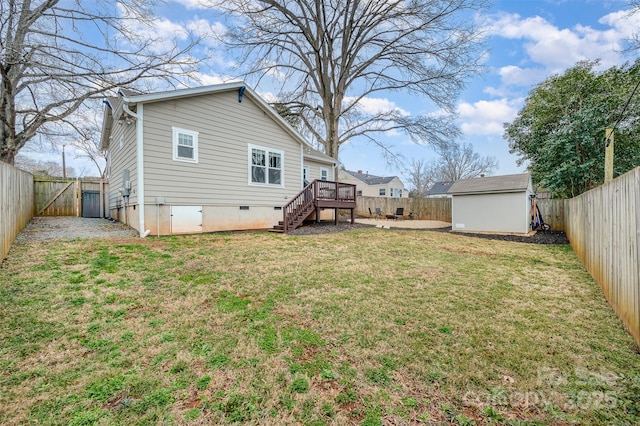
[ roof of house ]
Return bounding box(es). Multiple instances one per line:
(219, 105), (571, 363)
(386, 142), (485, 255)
(448, 173), (531, 195)
(303, 146), (335, 165)
(100, 82), (331, 160)
(344, 170), (398, 185)
(425, 181), (454, 196)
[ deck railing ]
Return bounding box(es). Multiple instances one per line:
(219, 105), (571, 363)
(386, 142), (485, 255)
(282, 180), (356, 233)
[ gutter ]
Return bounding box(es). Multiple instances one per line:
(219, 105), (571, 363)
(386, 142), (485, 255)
(120, 94), (151, 238)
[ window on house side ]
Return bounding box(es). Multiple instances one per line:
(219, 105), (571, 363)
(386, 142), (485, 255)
(320, 168), (329, 180)
(379, 188), (386, 196)
(268, 152), (282, 185)
(249, 144), (284, 187)
(172, 127), (199, 163)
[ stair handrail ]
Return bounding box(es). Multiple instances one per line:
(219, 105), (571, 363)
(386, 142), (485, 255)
(282, 180), (357, 233)
(283, 180), (316, 233)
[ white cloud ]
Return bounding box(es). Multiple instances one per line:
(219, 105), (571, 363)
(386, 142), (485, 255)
(481, 9), (640, 95)
(457, 98), (521, 136)
(170, 0), (209, 9)
(187, 19), (226, 47)
(344, 96), (409, 116)
(196, 73), (238, 86)
(599, 9), (640, 39)
(499, 65), (546, 87)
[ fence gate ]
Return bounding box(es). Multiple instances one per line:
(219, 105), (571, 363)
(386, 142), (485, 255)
(34, 178), (108, 217)
(35, 178), (78, 216)
(81, 190), (101, 218)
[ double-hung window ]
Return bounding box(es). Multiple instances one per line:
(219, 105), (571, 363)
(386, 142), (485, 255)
(320, 168), (329, 181)
(249, 144), (284, 186)
(172, 127), (199, 163)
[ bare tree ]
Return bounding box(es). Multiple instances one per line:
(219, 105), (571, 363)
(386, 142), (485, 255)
(628, 1), (640, 51)
(213, 0), (486, 161)
(432, 141), (497, 181)
(15, 155), (74, 177)
(406, 159), (436, 197)
(0, 0), (205, 164)
(64, 100), (107, 177)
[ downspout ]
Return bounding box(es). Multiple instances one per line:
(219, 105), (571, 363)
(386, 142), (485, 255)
(121, 99), (151, 238)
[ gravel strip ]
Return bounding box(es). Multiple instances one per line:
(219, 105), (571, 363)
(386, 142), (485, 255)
(14, 217), (139, 242)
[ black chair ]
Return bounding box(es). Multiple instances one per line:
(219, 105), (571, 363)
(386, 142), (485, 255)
(393, 207), (404, 220)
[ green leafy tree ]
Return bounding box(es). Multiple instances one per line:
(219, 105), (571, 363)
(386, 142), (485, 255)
(504, 60), (640, 198)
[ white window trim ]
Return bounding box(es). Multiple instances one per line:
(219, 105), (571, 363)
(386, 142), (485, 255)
(303, 165), (309, 182)
(172, 127), (199, 163)
(320, 167), (329, 181)
(379, 188), (386, 196)
(248, 143), (285, 188)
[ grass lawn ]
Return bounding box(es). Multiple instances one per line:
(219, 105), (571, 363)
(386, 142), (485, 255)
(1, 228), (639, 425)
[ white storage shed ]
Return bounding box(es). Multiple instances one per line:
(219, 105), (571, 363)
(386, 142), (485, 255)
(449, 173), (533, 234)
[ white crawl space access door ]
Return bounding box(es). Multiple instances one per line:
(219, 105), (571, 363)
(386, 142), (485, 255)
(170, 205), (203, 234)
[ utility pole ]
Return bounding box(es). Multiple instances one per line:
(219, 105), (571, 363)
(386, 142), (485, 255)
(62, 144), (67, 178)
(604, 128), (614, 184)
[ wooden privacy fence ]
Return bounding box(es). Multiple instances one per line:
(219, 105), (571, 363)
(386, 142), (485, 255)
(35, 178), (108, 218)
(356, 196), (452, 222)
(1, 162), (34, 262)
(536, 198), (565, 231)
(564, 166), (640, 346)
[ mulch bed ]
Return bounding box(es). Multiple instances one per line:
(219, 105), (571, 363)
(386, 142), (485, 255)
(288, 221), (570, 244)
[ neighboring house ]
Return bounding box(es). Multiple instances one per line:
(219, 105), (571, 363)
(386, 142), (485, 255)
(424, 181), (454, 198)
(448, 173), (533, 234)
(100, 82), (340, 236)
(341, 170), (408, 198)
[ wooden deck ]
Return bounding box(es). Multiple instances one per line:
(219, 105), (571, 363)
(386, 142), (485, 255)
(272, 180), (357, 233)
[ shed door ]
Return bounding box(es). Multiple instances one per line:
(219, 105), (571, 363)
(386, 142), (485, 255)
(82, 190), (101, 218)
(171, 206), (203, 234)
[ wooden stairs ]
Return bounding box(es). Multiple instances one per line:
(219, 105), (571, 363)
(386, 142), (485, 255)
(270, 179), (356, 233)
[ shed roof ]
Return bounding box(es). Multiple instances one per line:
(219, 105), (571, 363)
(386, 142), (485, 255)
(448, 173), (531, 195)
(345, 170), (397, 185)
(425, 181), (454, 196)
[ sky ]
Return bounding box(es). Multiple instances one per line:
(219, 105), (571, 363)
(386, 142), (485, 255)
(340, 0), (639, 181)
(25, 0), (640, 183)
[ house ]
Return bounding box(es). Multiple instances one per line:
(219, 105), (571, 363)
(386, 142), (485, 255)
(424, 181), (454, 198)
(448, 173), (533, 234)
(341, 170), (408, 198)
(100, 82), (350, 236)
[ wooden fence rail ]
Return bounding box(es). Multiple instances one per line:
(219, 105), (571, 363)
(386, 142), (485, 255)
(356, 196), (451, 222)
(1, 162), (34, 262)
(536, 198), (565, 231)
(34, 178), (108, 218)
(564, 167), (640, 346)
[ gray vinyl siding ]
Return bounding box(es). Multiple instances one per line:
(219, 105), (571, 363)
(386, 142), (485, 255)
(304, 159), (334, 183)
(107, 115), (138, 209)
(142, 91), (302, 206)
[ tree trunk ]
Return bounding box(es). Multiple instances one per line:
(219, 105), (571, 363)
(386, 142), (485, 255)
(0, 144), (17, 165)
